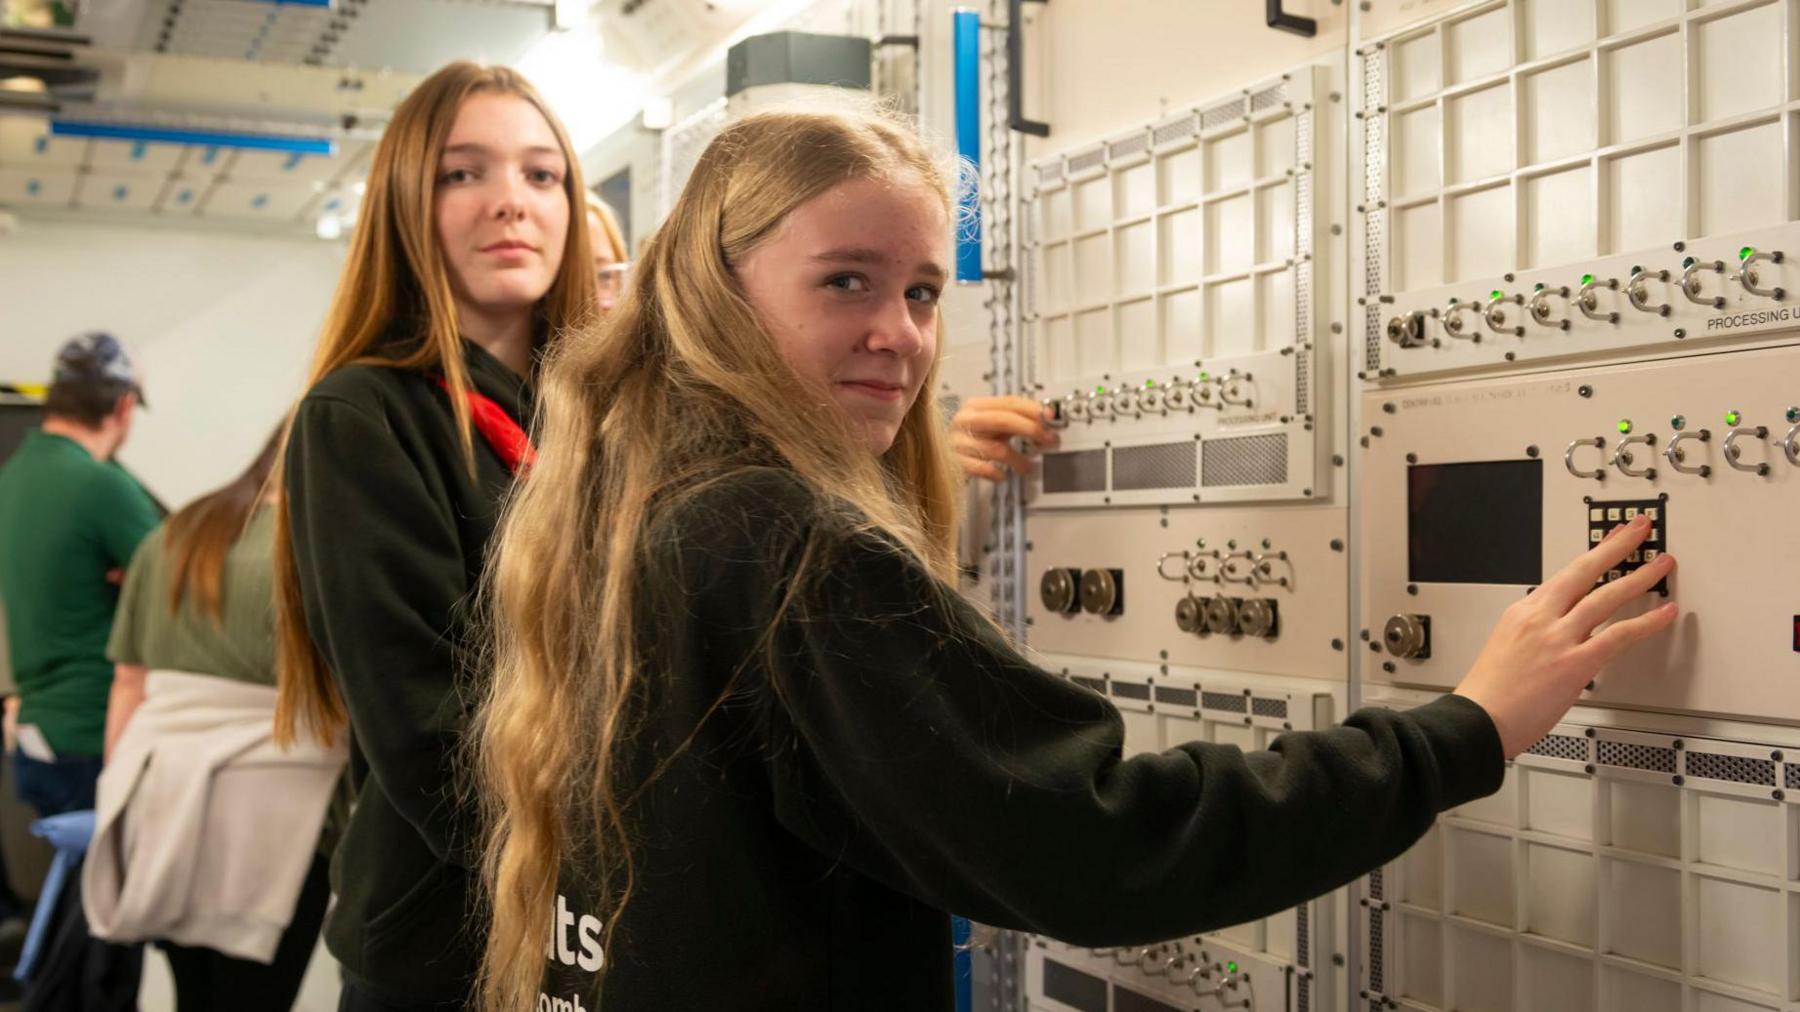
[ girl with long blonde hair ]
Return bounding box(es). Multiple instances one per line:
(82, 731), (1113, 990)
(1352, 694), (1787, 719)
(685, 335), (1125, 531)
(478, 107), (1676, 1011)
(273, 60), (594, 1011)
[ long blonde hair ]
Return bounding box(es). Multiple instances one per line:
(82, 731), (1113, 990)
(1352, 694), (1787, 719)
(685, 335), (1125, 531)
(272, 61), (597, 748)
(476, 107), (963, 1009)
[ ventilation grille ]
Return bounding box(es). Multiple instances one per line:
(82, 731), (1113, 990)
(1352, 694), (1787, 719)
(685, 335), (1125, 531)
(1361, 46), (1386, 377)
(1597, 740), (1677, 774)
(1042, 959), (1107, 1012)
(1251, 697), (1288, 719)
(1787, 763), (1800, 789)
(1686, 751), (1776, 786)
(1201, 691), (1247, 713)
(1037, 160), (1064, 187)
(1072, 675), (1108, 695)
(1042, 449), (1107, 493)
(1152, 111), (1198, 147)
(1154, 686), (1198, 708)
(1250, 81), (1288, 112)
(1296, 902), (1310, 965)
(1367, 908), (1385, 994)
(1202, 433), (1289, 487)
(1067, 145), (1106, 175)
(1201, 96), (1246, 129)
(1297, 975), (1311, 1012)
(1108, 132), (1149, 161)
(1110, 681), (1151, 701)
(1113, 441), (1197, 490)
(1368, 867), (1384, 900)
(1527, 733), (1588, 762)
(1294, 340), (1311, 416)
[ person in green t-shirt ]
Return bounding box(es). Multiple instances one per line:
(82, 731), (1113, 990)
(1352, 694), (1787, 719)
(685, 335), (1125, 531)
(104, 427), (341, 1011)
(0, 333), (158, 817)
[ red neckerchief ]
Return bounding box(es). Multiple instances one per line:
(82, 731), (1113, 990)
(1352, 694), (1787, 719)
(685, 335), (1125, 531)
(435, 376), (537, 475)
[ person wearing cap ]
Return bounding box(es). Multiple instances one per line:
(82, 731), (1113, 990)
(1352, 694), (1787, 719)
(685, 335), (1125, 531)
(0, 332), (159, 818)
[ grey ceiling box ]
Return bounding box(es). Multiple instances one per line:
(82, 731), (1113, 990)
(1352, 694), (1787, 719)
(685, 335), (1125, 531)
(725, 31), (872, 98)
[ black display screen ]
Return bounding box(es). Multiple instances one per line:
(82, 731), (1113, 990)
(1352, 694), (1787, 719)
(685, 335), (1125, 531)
(1407, 459), (1543, 585)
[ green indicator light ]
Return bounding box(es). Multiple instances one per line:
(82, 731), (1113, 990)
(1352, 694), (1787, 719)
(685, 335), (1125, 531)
(1095, 386), (1106, 395)
(1581, 273), (1594, 286)
(1199, 371), (1211, 381)
(1618, 419), (1632, 434)
(1534, 282), (1546, 291)
(1740, 245), (1756, 261)
(1227, 961), (1239, 974)
(1671, 414), (1686, 431)
(1788, 407), (1800, 424)
(1726, 409), (1742, 426)
(1681, 256), (1696, 268)
(1144, 378), (1156, 388)
(1630, 265), (1643, 275)
(1490, 289), (1503, 299)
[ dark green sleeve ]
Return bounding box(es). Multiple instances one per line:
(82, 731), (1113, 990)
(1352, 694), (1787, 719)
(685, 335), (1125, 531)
(88, 466), (160, 570)
(106, 528), (165, 666)
(706, 484), (1504, 946)
(285, 392), (472, 865)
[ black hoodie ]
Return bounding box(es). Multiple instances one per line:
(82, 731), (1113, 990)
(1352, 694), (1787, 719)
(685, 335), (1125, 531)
(286, 338), (530, 1008)
(540, 466), (1505, 1011)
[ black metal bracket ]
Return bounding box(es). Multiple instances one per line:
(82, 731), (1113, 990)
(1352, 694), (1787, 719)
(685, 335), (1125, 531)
(1267, 0), (1317, 37)
(875, 34), (920, 48)
(1008, 0), (1050, 137)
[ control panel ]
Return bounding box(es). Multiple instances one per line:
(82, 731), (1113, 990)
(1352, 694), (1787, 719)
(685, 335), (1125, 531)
(1024, 64), (1339, 507)
(1358, 342), (1800, 721)
(1031, 655), (1344, 1012)
(1356, 0), (1800, 384)
(1028, 506), (1348, 684)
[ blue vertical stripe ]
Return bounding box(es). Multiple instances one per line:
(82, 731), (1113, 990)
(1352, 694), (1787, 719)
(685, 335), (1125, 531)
(952, 7), (983, 284)
(952, 916), (972, 1012)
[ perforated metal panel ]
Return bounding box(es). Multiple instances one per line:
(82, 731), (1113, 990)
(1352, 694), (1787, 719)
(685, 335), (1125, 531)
(1111, 441), (1198, 491)
(1685, 751), (1776, 786)
(1041, 449), (1107, 493)
(1251, 697), (1288, 719)
(1596, 739), (1677, 774)
(1526, 733), (1587, 762)
(1201, 95), (1246, 129)
(1201, 433), (1290, 487)
(1249, 81), (1288, 112)
(1200, 690), (1246, 713)
(1360, 44), (1386, 376)
(1151, 112), (1198, 147)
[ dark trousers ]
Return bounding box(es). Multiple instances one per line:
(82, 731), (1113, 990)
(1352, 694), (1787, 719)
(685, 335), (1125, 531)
(12, 751), (104, 817)
(161, 852), (332, 1012)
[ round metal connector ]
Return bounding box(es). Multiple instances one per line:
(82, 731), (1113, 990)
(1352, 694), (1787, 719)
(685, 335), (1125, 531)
(1040, 567), (1080, 614)
(1383, 614), (1431, 659)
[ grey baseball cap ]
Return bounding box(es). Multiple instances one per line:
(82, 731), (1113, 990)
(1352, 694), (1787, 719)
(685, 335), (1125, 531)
(52, 332), (145, 407)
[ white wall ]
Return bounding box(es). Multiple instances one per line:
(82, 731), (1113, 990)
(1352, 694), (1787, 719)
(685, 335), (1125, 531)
(0, 219), (344, 509)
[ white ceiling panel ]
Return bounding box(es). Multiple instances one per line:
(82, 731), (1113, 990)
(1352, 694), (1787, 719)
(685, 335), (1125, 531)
(230, 146), (346, 185)
(87, 137), (186, 174)
(0, 119), (88, 167)
(0, 168), (76, 207)
(73, 171), (165, 212)
(199, 177), (314, 221)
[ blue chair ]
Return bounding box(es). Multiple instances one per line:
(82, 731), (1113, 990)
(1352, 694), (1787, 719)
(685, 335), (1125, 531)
(13, 810), (94, 983)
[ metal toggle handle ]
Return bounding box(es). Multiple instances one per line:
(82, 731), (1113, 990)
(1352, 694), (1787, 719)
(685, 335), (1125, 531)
(1577, 276), (1621, 323)
(1485, 292), (1525, 337)
(1664, 429), (1713, 477)
(1157, 551), (1191, 581)
(1626, 268), (1672, 316)
(1681, 259), (1726, 309)
(1442, 299), (1482, 340)
(1785, 423), (1800, 467)
(1611, 433), (1658, 480)
(1724, 425), (1772, 476)
(1564, 436), (1607, 481)
(1740, 250), (1786, 300)
(1527, 285), (1571, 331)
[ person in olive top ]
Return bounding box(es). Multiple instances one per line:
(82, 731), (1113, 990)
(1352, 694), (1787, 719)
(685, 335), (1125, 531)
(472, 108), (1683, 1012)
(102, 428), (344, 1011)
(270, 63), (598, 1012)
(0, 333), (158, 817)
